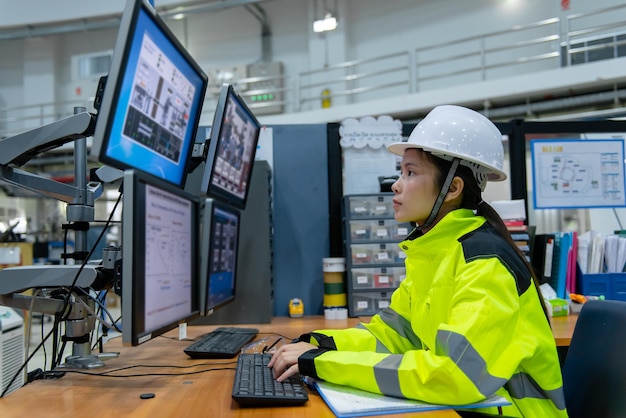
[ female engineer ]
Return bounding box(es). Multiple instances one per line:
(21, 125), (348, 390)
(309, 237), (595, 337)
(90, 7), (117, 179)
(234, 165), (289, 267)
(268, 105), (567, 418)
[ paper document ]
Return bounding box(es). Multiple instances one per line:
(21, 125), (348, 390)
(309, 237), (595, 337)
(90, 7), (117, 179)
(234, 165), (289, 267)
(311, 379), (511, 418)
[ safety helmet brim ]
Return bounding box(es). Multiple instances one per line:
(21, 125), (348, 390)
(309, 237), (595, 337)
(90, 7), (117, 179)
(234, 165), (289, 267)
(387, 141), (507, 182)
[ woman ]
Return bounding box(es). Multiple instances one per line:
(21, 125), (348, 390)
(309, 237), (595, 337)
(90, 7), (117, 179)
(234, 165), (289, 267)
(268, 105), (568, 417)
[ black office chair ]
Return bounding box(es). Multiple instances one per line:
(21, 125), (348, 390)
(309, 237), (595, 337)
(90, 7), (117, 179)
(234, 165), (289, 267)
(562, 299), (626, 418)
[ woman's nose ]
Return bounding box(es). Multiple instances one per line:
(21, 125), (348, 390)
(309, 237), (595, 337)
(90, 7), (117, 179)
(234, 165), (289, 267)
(391, 179), (400, 193)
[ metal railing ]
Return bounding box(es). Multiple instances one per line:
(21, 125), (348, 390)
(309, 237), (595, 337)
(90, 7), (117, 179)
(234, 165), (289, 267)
(2, 3), (626, 138)
(296, 51), (412, 110)
(413, 17), (561, 91)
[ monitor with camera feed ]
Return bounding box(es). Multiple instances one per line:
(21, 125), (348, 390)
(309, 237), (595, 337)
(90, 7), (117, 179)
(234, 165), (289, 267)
(91, 0), (208, 188)
(198, 198), (241, 316)
(201, 84), (261, 209)
(122, 170), (200, 346)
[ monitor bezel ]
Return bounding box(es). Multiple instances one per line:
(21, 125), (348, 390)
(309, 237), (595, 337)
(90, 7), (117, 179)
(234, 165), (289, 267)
(122, 169), (200, 346)
(198, 198), (241, 316)
(91, 0), (208, 188)
(200, 84), (261, 209)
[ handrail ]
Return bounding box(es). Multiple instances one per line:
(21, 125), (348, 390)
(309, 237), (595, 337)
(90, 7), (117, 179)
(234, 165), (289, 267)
(2, 4), (626, 137)
(298, 51), (410, 77)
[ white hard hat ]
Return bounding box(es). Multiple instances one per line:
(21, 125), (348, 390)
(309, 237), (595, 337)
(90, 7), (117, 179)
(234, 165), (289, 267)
(387, 105), (506, 191)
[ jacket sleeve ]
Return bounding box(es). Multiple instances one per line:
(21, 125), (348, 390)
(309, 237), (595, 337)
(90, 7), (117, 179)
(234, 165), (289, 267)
(299, 273), (421, 354)
(298, 258), (533, 406)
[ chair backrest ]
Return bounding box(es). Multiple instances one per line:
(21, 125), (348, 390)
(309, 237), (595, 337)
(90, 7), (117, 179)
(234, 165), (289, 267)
(562, 300), (626, 418)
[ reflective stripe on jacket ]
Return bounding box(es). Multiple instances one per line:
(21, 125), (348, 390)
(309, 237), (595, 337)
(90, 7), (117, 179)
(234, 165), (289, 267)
(298, 209), (568, 418)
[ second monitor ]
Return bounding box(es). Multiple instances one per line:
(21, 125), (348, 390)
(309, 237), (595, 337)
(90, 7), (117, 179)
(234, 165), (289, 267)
(199, 199), (241, 317)
(122, 170), (200, 346)
(200, 84), (261, 209)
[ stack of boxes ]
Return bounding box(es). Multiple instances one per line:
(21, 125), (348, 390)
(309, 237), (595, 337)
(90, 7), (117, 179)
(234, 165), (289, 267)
(343, 194), (410, 317)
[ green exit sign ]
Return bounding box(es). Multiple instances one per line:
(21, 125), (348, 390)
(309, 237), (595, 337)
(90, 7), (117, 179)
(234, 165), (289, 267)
(251, 93), (275, 102)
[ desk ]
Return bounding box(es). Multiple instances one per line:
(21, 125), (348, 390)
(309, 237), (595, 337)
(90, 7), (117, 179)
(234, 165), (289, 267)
(550, 314), (578, 347)
(1, 316), (458, 418)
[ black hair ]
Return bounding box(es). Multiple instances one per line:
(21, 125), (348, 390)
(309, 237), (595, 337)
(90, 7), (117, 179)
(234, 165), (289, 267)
(425, 152), (551, 324)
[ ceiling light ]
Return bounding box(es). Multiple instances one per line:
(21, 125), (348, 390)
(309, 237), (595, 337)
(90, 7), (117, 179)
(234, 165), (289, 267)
(313, 14), (337, 33)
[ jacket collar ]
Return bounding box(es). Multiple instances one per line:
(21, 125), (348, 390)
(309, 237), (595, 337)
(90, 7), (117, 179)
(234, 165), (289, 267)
(404, 208), (483, 244)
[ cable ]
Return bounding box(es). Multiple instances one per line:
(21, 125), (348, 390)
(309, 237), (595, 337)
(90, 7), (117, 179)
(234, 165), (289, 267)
(63, 227), (69, 265)
(59, 366), (237, 379)
(59, 189), (123, 321)
(52, 312), (68, 370)
(612, 208), (624, 230)
(161, 331), (296, 344)
(98, 361), (236, 375)
(257, 332), (295, 342)
(38, 312), (49, 369)
(54, 189), (122, 355)
(23, 288), (42, 380)
(52, 190), (123, 368)
(72, 288), (120, 332)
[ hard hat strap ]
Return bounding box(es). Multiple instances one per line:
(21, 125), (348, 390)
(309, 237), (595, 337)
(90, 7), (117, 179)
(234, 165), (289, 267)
(417, 157), (460, 232)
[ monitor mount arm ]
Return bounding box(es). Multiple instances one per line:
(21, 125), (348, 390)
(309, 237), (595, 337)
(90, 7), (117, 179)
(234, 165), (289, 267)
(0, 286), (113, 369)
(0, 106), (118, 369)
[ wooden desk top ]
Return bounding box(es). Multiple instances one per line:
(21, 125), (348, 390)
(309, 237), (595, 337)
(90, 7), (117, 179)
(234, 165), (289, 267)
(0, 316), (458, 418)
(550, 313), (578, 346)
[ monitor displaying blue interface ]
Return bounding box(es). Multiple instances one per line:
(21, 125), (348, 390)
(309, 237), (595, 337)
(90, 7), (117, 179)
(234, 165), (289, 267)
(201, 84), (261, 209)
(198, 198), (240, 316)
(91, 0), (208, 188)
(122, 170), (200, 346)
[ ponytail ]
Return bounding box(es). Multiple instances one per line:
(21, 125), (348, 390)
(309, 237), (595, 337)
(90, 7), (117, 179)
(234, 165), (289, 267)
(425, 151), (551, 324)
(452, 162), (551, 325)
(476, 199), (551, 325)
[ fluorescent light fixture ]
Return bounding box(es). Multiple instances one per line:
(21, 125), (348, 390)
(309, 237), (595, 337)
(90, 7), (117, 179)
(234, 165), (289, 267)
(313, 14), (337, 33)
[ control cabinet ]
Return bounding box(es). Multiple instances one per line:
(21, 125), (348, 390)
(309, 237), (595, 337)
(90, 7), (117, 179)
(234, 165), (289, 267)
(343, 193), (410, 317)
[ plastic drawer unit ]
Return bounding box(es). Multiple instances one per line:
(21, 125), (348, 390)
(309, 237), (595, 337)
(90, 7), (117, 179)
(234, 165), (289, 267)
(343, 193), (410, 317)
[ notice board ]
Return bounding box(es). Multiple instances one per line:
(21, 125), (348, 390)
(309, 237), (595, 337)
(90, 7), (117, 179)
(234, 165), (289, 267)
(530, 138), (626, 209)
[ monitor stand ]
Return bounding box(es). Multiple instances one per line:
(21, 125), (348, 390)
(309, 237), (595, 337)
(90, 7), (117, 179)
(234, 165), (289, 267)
(0, 290), (119, 370)
(0, 106), (118, 370)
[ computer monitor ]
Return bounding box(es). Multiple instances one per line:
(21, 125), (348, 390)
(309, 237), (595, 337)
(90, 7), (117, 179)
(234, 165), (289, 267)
(200, 84), (261, 209)
(198, 199), (241, 316)
(91, 0), (208, 188)
(122, 170), (200, 346)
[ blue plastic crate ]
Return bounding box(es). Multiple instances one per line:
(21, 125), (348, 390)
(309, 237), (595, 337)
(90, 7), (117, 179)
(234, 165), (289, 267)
(581, 273), (626, 302)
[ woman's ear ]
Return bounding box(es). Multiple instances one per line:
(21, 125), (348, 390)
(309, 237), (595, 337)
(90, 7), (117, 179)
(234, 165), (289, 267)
(445, 176), (464, 202)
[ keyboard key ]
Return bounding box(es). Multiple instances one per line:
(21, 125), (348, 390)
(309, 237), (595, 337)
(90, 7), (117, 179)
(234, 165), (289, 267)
(232, 353), (308, 407)
(183, 327), (258, 359)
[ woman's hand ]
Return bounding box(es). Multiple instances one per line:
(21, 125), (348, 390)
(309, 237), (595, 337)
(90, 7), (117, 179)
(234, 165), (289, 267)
(267, 341), (317, 382)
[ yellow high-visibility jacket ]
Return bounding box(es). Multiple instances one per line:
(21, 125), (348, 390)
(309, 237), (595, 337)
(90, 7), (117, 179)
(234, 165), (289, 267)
(298, 209), (567, 417)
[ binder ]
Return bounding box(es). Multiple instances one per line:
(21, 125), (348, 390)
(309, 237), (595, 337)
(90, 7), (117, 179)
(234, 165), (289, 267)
(555, 232), (573, 299)
(310, 379), (510, 417)
(532, 233), (556, 284)
(566, 231), (578, 295)
(534, 232), (573, 298)
(548, 234), (562, 292)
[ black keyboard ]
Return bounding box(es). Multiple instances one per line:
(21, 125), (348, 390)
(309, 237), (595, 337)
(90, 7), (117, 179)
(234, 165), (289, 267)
(184, 327), (258, 359)
(232, 353), (309, 407)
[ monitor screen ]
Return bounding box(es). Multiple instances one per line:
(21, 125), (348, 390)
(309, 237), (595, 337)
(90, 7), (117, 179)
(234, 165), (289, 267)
(122, 170), (200, 346)
(201, 84), (261, 209)
(198, 199), (241, 316)
(91, 0), (208, 188)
